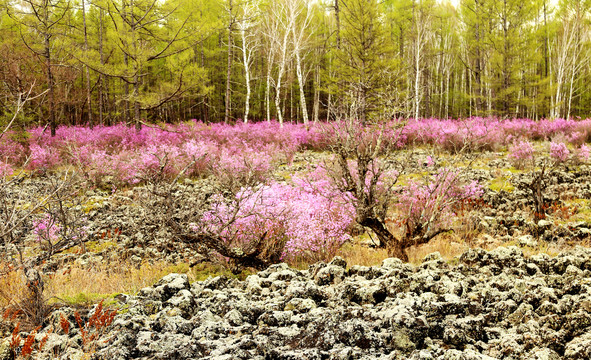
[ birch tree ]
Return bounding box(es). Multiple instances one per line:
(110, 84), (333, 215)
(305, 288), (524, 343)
(267, 0), (295, 127)
(551, 0), (591, 119)
(410, 0), (433, 120)
(290, 0), (313, 126)
(236, 0), (259, 123)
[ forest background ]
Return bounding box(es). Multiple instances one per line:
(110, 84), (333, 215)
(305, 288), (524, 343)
(0, 0), (589, 135)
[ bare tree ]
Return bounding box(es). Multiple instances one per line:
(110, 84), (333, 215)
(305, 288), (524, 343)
(225, 0), (237, 124)
(0, 89), (91, 326)
(9, 0), (71, 136)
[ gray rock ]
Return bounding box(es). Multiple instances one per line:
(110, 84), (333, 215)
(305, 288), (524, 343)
(0, 339), (11, 360)
(284, 298), (316, 312)
(314, 265), (345, 285)
(565, 332), (591, 359)
(518, 235), (538, 247)
(25, 246), (591, 360)
(527, 347), (561, 360)
(151, 273), (190, 301)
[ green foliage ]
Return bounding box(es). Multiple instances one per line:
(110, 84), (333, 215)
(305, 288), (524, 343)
(1, 0), (591, 125)
(332, 0), (398, 122)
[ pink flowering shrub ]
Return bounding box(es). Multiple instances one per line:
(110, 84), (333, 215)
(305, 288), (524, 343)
(577, 144), (590, 163)
(202, 178), (355, 264)
(397, 169), (484, 241)
(0, 137), (26, 164)
(508, 140), (535, 169)
(33, 213), (88, 246)
(3, 119), (591, 185)
(567, 131), (587, 146)
(28, 144), (60, 172)
(549, 142), (570, 163)
(33, 214), (61, 243)
(0, 161), (13, 177)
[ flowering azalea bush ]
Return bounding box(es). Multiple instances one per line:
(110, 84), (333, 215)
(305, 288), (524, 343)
(0, 161), (13, 177)
(508, 140), (535, 169)
(577, 144), (591, 163)
(201, 178), (355, 264)
(397, 169), (484, 241)
(32, 214), (61, 243)
(1, 118), (591, 184)
(550, 142), (570, 163)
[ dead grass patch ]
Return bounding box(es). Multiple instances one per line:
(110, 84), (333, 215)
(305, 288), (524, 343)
(336, 242), (390, 267)
(406, 233), (470, 265)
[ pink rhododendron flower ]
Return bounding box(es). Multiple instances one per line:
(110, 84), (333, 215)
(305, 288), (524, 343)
(550, 142), (570, 163)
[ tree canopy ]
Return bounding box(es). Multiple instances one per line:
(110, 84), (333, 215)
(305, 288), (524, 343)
(1, 0), (590, 130)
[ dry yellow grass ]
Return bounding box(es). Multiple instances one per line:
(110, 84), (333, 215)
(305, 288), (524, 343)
(44, 262), (189, 304)
(0, 261), (202, 310)
(406, 234), (470, 265)
(336, 242), (389, 267)
(0, 268), (27, 310)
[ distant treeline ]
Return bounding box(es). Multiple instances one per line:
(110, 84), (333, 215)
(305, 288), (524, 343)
(0, 0), (590, 134)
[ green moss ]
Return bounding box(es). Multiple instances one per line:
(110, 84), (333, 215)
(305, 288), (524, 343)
(81, 197), (106, 213)
(507, 167), (525, 174)
(53, 292), (119, 306)
(86, 240), (118, 253)
(189, 263), (253, 282)
(447, 258), (460, 266)
(396, 173), (422, 186)
(165, 263), (191, 274)
(563, 199), (591, 222)
(489, 176), (515, 192)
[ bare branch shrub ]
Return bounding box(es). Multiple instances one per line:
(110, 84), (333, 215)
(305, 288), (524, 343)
(321, 119), (484, 262)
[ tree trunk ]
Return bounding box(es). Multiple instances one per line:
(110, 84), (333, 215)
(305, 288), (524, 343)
(240, 25), (251, 123)
(82, 0), (93, 127)
(294, 48), (308, 126)
(275, 28), (290, 127)
(334, 0), (341, 50)
(474, 0), (482, 114)
(134, 71), (141, 130)
(265, 50), (274, 122)
(45, 34), (56, 137)
(98, 7), (105, 125)
(225, 0), (234, 124)
(313, 62), (320, 123)
(359, 217), (407, 262)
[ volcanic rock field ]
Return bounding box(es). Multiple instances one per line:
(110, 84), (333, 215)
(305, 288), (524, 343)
(11, 246), (590, 360)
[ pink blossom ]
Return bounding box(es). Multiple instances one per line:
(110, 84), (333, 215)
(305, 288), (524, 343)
(550, 142), (570, 163)
(578, 144), (590, 162)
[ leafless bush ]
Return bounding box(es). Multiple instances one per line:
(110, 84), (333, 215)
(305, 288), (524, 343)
(0, 171), (92, 327)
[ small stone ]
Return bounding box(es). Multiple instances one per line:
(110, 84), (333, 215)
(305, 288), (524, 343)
(538, 220), (552, 230)
(284, 298), (317, 312)
(0, 339), (12, 360)
(518, 235), (538, 248)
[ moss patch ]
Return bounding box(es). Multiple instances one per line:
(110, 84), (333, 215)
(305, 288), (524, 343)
(489, 176), (515, 192)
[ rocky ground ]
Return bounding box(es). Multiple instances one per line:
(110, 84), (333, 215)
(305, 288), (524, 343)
(3, 152), (591, 359)
(5, 152), (591, 273)
(3, 246), (591, 360)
